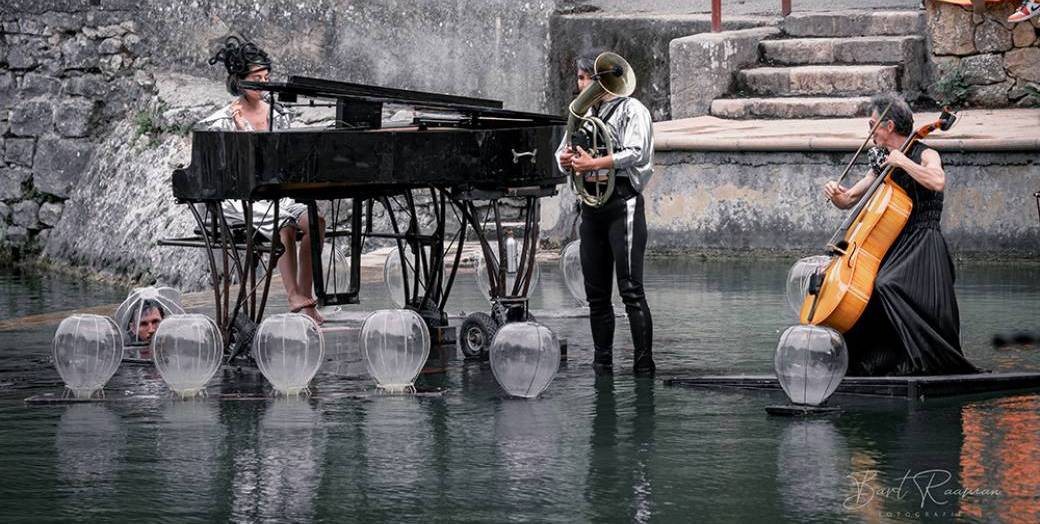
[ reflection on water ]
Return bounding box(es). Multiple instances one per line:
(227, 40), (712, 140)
(56, 404), (126, 505)
(0, 261), (1039, 521)
(961, 395), (1040, 522)
(156, 401), (224, 518)
(584, 376), (656, 523)
(230, 399), (326, 523)
(776, 419), (850, 521)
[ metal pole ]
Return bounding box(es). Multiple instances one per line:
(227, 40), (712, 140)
(712, 0), (722, 32)
(781, 0), (791, 17)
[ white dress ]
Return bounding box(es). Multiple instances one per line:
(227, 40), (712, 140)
(196, 102), (309, 239)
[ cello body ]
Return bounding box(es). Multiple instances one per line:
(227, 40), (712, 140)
(800, 178), (913, 333)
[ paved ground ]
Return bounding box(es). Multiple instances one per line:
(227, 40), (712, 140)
(655, 108), (1040, 151)
(561, 0), (923, 16)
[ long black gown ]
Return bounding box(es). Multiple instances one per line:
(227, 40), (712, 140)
(844, 142), (979, 376)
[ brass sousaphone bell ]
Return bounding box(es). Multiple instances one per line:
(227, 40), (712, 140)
(566, 52), (636, 208)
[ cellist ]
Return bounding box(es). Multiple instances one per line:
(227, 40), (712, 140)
(822, 94), (978, 376)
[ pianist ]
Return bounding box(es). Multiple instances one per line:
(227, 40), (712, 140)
(557, 49), (655, 376)
(197, 36), (325, 324)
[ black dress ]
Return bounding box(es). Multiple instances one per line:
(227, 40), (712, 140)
(844, 142), (979, 376)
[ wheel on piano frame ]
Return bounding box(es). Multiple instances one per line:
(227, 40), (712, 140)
(460, 312), (498, 360)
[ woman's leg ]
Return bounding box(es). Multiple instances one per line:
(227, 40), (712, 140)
(296, 214), (326, 302)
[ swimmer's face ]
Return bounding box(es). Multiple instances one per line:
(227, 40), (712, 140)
(136, 308), (162, 342)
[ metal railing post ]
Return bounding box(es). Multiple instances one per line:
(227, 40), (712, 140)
(782, 0), (792, 17)
(712, 0), (722, 32)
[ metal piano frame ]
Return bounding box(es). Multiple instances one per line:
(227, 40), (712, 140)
(164, 76), (566, 365)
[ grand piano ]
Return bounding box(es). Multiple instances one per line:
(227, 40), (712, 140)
(166, 75), (566, 363)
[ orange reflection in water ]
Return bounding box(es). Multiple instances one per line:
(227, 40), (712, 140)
(960, 395), (1040, 523)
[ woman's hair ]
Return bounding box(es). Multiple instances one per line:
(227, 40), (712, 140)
(208, 36), (272, 96)
(869, 93), (914, 137)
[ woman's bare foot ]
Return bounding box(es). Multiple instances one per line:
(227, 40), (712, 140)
(288, 295), (323, 325)
(300, 304), (324, 325)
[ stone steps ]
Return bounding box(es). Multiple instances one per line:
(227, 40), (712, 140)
(670, 10), (928, 119)
(760, 35), (925, 66)
(738, 64), (900, 97)
(710, 96), (873, 119)
(781, 10), (924, 37)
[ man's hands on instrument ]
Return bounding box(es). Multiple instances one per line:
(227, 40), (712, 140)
(570, 146), (608, 174)
(824, 181), (854, 209)
(558, 148), (574, 170)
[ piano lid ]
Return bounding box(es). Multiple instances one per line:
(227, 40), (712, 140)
(238, 75), (566, 125)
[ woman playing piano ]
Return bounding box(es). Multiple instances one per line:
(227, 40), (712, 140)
(198, 36), (325, 324)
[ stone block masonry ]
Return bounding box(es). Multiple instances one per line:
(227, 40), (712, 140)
(926, 0), (1040, 108)
(1, 3), (151, 257)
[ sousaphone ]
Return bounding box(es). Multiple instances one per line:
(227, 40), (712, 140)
(566, 52), (636, 207)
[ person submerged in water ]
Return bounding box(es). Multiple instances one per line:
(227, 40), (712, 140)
(823, 94), (978, 376)
(198, 36), (326, 324)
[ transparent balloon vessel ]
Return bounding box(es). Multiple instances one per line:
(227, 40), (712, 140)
(384, 247), (430, 309)
(321, 241), (351, 298)
(151, 314), (223, 399)
(489, 321), (560, 398)
(560, 240), (586, 305)
(360, 309), (430, 392)
(254, 313), (325, 396)
(114, 286), (186, 346)
(52, 314), (123, 399)
(774, 325), (848, 406)
(785, 256), (832, 317)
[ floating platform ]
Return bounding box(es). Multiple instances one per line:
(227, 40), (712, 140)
(665, 372), (1040, 400)
(23, 387), (447, 405)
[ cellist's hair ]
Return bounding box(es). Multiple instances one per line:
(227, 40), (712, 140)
(869, 94), (913, 136)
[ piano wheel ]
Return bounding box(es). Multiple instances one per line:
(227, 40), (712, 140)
(460, 312), (498, 360)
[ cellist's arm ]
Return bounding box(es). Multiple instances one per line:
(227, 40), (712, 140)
(824, 172), (875, 210)
(885, 148), (945, 192)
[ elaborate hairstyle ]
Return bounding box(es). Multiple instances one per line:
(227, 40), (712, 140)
(869, 93), (914, 137)
(208, 35), (272, 96)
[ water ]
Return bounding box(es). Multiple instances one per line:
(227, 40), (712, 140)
(1, 259), (1038, 523)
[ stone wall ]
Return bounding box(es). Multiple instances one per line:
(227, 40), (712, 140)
(142, 0), (556, 114)
(1, 0), (561, 285)
(0, 3), (153, 259)
(927, 0), (1040, 107)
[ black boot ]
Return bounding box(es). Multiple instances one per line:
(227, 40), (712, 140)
(628, 298), (655, 376)
(593, 346), (613, 375)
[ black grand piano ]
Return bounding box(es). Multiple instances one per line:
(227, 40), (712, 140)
(165, 75), (566, 364)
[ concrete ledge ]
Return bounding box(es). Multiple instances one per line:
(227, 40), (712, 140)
(654, 109), (1040, 152)
(668, 26), (781, 118)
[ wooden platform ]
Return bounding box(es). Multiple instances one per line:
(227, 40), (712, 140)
(665, 372), (1040, 400)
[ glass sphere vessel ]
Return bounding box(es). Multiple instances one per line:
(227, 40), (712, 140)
(114, 286), (185, 346)
(151, 314), (223, 398)
(785, 256), (832, 317)
(489, 321), (560, 398)
(774, 324), (848, 406)
(254, 313), (325, 396)
(360, 309), (430, 392)
(52, 314), (123, 399)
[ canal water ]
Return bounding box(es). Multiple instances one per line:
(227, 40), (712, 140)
(0, 259), (1038, 523)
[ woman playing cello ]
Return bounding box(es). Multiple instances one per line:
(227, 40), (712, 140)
(823, 94), (978, 376)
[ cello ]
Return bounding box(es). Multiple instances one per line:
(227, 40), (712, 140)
(800, 109), (957, 332)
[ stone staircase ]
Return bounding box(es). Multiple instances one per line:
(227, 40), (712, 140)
(709, 10), (927, 119)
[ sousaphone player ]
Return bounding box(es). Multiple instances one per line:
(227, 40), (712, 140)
(556, 49), (655, 375)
